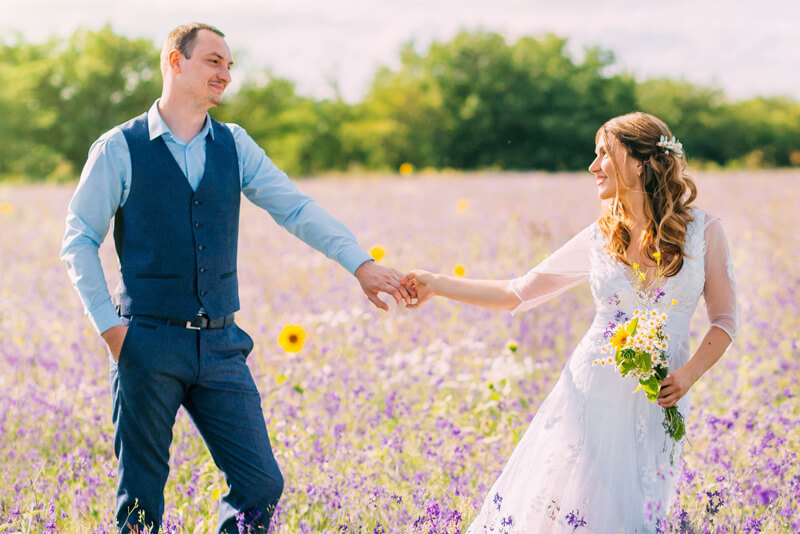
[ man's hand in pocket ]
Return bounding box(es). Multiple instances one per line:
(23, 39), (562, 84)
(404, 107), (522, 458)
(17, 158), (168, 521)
(102, 325), (129, 362)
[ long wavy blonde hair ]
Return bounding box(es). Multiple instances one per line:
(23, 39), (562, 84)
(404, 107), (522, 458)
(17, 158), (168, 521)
(597, 112), (697, 277)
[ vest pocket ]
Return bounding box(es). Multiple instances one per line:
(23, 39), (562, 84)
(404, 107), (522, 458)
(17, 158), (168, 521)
(136, 274), (180, 279)
(220, 270), (237, 279)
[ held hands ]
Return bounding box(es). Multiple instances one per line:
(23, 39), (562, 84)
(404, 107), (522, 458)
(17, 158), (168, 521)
(400, 270), (436, 309)
(101, 324), (128, 362)
(658, 365), (698, 408)
(354, 261), (416, 311)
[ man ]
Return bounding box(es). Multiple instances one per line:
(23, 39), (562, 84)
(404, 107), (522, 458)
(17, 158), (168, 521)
(61, 22), (413, 533)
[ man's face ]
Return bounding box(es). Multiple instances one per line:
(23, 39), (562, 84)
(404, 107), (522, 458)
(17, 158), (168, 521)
(173, 30), (233, 108)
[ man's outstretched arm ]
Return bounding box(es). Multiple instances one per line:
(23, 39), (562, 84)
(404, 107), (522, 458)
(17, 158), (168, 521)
(230, 124), (413, 309)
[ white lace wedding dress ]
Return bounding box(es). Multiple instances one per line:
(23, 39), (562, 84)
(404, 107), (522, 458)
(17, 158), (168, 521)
(466, 209), (737, 534)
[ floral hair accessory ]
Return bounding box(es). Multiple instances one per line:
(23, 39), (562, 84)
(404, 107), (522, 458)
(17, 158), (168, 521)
(657, 135), (683, 155)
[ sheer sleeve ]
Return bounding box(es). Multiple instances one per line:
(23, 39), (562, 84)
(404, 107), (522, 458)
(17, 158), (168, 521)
(702, 216), (738, 341)
(509, 225), (593, 314)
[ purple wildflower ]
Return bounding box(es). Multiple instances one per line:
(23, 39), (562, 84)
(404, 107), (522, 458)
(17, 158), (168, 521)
(493, 492), (503, 511)
(235, 509), (264, 534)
(603, 322), (617, 340)
(743, 517), (763, 533)
(565, 509), (587, 529)
(653, 287), (666, 304)
(751, 484), (777, 506)
(704, 490), (723, 516)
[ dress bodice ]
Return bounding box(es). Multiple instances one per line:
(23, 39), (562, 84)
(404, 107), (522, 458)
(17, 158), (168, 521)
(586, 210), (707, 364)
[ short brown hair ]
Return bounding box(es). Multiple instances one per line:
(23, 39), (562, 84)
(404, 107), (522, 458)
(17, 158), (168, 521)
(160, 23), (225, 74)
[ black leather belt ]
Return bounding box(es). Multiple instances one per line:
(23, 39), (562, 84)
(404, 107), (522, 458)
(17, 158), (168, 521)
(136, 313), (235, 330)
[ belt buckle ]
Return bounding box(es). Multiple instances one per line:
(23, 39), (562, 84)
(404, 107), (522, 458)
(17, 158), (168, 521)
(186, 313), (207, 330)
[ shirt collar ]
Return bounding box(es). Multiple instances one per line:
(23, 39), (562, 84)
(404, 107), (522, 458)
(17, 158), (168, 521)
(146, 99), (214, 143)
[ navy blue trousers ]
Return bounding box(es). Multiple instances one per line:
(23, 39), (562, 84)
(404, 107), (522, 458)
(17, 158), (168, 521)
(109, 316), (283, 533)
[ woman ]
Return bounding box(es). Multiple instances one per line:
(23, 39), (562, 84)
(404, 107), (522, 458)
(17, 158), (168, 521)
(403, 112), (737, 533)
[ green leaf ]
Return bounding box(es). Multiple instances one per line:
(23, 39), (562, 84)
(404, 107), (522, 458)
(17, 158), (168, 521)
(620, 360), (635, 376)
(655, 365), (669, 380)
(642, 375), (661, 398)
(635, 351), (652, 372)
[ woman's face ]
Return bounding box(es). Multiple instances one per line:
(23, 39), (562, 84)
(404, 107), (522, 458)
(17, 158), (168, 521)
(588, 134), (641, 201)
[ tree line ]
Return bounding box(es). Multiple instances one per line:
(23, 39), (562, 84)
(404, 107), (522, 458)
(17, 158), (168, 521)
(2, 25), (799, 181)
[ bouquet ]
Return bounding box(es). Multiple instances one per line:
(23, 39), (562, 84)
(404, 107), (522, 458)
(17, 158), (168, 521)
(593, 252), (686, 460)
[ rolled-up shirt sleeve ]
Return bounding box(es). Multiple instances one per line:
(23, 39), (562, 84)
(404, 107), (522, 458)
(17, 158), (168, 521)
(230, 124), (372, 274)
(509, 225), (592, 314)
(702, 216), (738, 341)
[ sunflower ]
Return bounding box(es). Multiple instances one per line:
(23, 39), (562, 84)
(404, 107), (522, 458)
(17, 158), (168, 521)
(452, 264), (466, 277)
(278, 325), (306, 353)
(399, 162), (414, 175)
(610, 319), (638, 349)
(369, 246), (386, 262)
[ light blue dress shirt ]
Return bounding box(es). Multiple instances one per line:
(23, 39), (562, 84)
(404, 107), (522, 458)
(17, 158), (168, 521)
(61, 100), (372, 334)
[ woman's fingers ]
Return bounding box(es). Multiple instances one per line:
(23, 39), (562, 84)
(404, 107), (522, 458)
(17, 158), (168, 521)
(659, 393), (679, 408)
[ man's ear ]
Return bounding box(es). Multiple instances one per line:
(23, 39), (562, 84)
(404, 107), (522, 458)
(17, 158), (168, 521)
(168, 49), (182, 73)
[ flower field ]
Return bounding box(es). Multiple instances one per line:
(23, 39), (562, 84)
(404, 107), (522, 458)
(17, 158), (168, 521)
(1, 171), (798, 533)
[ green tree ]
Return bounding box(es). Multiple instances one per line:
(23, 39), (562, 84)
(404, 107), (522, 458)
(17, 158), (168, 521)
(216, 72), (322, 176)
(0, 26), (160, 181)
(359, 31), (637, 171)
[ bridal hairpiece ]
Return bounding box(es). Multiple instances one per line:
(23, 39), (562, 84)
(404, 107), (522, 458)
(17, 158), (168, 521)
(657, 135), (683, 156)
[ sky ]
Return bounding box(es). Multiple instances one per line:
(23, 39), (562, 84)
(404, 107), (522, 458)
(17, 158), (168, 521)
(3, 0), (799, 103)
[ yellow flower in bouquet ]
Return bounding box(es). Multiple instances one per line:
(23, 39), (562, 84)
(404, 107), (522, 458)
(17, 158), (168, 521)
(610, 319), (638, 349)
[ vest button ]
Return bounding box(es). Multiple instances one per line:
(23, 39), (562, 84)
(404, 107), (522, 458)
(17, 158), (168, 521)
(199, 268), (206, 274)
(200, 290), (207, 296)
(193, 200), (200, 206)
(195, 222), (201, 228)
(198, 245), (205, 250)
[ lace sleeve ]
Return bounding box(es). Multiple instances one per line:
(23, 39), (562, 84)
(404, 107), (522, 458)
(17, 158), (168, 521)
(703, 216), (738, 341)
(509, 225), (592, 314)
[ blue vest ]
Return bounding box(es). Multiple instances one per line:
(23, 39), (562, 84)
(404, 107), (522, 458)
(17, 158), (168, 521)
(114, 113), (241, 321)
